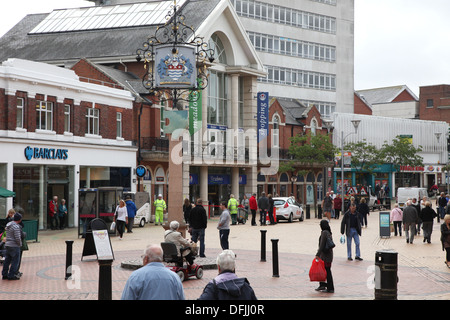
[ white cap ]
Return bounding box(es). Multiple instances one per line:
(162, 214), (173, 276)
(158, 194), (162, 197)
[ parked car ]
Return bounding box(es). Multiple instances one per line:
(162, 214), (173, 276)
(273, 197), (304, 222)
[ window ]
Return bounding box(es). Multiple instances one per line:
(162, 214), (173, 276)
(207, 71), (229, 126)
(16, 98), (24, 129)
(86, 107), (99, 135)
(116, 112), (122, 138)
(209, 34), (227, 64)
(64, 104), (71, 132)
(426, 99), (434, 108)
(272, 115), (280, 147)
(36, 101), (53, 131)
(160, 107), (165, 137)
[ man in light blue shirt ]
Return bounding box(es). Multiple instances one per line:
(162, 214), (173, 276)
(121, 244), (185, 300)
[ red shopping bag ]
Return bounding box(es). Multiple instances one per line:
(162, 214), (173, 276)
(309, 258), (327, 282)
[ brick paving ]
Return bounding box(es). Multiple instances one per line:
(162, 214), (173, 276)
(0, 210), (449, 300)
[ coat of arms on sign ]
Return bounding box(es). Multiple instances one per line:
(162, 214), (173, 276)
(156, 47), (195, 87)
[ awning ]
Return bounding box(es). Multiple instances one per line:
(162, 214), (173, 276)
(0, 187), (15, 198)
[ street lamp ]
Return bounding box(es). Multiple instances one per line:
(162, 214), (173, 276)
(340, 119), (361, 197)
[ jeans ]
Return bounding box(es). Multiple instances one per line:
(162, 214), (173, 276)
(219, 229), (230, 250)
(346, 228), (361, 259)
(2, 246), (21, 279)
(191, 228), (205, 257)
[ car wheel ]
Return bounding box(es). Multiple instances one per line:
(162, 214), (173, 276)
(288, 213), (293, 223)
(139, 219), (145, 227)
(299, 212), (304, 222)
(177, 270), (185, 282)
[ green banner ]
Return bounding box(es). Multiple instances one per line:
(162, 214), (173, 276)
(189, 85), (202, 136)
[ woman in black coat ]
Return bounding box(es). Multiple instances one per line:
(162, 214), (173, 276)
(315, 220), (334, 293)
(358, 198), (370, 228)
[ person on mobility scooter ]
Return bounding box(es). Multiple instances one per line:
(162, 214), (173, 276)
(162, 220), (203, 282)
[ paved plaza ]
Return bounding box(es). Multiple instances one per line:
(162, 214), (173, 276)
(1, 210), (449, 301)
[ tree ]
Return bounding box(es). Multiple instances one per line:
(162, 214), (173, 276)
(345, 140), (381, 176)
(379, 135), (424, 187)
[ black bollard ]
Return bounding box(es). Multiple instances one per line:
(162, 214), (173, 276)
(65, 240), (74, 280)
(260, 230), (267, 262)
(98, 259), (113, 300)
(306, 204), (310, 219)
(271, 239), (279, 277)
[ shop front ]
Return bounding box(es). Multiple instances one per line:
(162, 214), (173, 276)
(1, 139), (137, 229)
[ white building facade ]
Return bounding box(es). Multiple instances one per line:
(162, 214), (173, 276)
(333, 112), (449, 196)
(231, 0), (355, 117)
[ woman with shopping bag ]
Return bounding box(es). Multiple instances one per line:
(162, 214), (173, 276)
(312, 219), (335, 293)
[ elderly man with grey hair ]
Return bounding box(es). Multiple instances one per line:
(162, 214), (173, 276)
(403, 200), (419, 244)
(121, 245), (185, 300)
(198, 249), (257, 300)
(164, 220), (195, 265)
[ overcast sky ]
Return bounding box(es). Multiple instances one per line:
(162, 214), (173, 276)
(1, 0), (450, 96)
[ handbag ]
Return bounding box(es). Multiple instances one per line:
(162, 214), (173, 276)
(110, 221), (116, 232)
(309, 258), (327, 282)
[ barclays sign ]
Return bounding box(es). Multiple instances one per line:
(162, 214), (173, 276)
(24, 146), (69, 161)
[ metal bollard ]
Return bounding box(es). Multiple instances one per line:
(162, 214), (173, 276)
(271, 239), (279, 277)
(306, 204), (310, 219)
(260, 230), (267, 262)
(98, 259), (113, 300)
(65, 240), (74, 280)
(374, 249), (398, 300)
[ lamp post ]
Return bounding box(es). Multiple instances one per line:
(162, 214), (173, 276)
(340, 120), (361, 198)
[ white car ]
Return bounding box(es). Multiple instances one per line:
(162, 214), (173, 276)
(273, 197), (304, 222)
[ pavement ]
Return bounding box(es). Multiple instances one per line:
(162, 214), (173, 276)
(0, 209), (449, 301)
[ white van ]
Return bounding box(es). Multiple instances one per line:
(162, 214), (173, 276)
(396, 187), (428, 209)
(124, 192), (151, 227)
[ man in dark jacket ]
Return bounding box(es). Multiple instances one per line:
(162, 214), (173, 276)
(189, 199), (207, 257)
(403, 200), (419, 244)
(125, 195), (137, 233)
(257, 192), (269, 226)
(198, 249), (257, 300)
(340, 203), (362, 261)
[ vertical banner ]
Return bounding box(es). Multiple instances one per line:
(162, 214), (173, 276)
(257, 92), (269, 143)
(189, 81), (202, 136)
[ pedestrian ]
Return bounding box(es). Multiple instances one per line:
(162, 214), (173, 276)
(183, 198), (192, 226)
(340, 203), (363, 261)
(58, 199), (68, 230)
(402, 200), (419, 244)
(48, 195), (58, 230)
(153, 194), (166, 226)
(217, 201), (231, 250)
(114, 199), (128, 240)
(190, 198), (207, 257)
(441, 215), (450, 269)
(249, 193), (258, 226)
(333, 194), (342, 219)
(121, 244), (185, 300)
(228, 194), (239, 225)
(411, 198), (421, 235)
(358, 198), (370, 228)
(437, 192), (447, 222)
(241, 194), (249, 221)
(257, 192), (269, 226)
(420, 201), (437, 243)
(164, 221), (195, 265)
(315, 220), (334, 293)
(198, 249), (257, 300)
(267, 194), (275, 225)
(2, 213), (25, 280)
(125, 195), (137, 233)
(322, 192), (333, 221)
(390, 204), (403, 236)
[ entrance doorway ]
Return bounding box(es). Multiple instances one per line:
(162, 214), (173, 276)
(47, 183), (69, 229)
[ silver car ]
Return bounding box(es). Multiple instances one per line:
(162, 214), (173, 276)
(273, 197), (304, 222)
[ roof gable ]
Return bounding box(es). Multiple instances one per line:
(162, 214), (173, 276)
(356, 85), (418, 105)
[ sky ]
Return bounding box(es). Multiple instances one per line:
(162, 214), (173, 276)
(1, 0), (450, 97)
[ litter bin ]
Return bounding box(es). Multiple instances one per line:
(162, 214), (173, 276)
(374, 249), (398, 300)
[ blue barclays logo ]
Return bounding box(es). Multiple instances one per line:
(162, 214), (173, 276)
(24, 146), (68, 161)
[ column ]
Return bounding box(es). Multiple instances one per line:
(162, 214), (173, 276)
(231, 167), (239, 198)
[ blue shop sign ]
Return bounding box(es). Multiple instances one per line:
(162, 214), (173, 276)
(24, 146), (68, 161)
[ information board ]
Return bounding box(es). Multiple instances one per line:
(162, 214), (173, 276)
(379, 211), (391, 238)
(93, 230), (114, 261)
